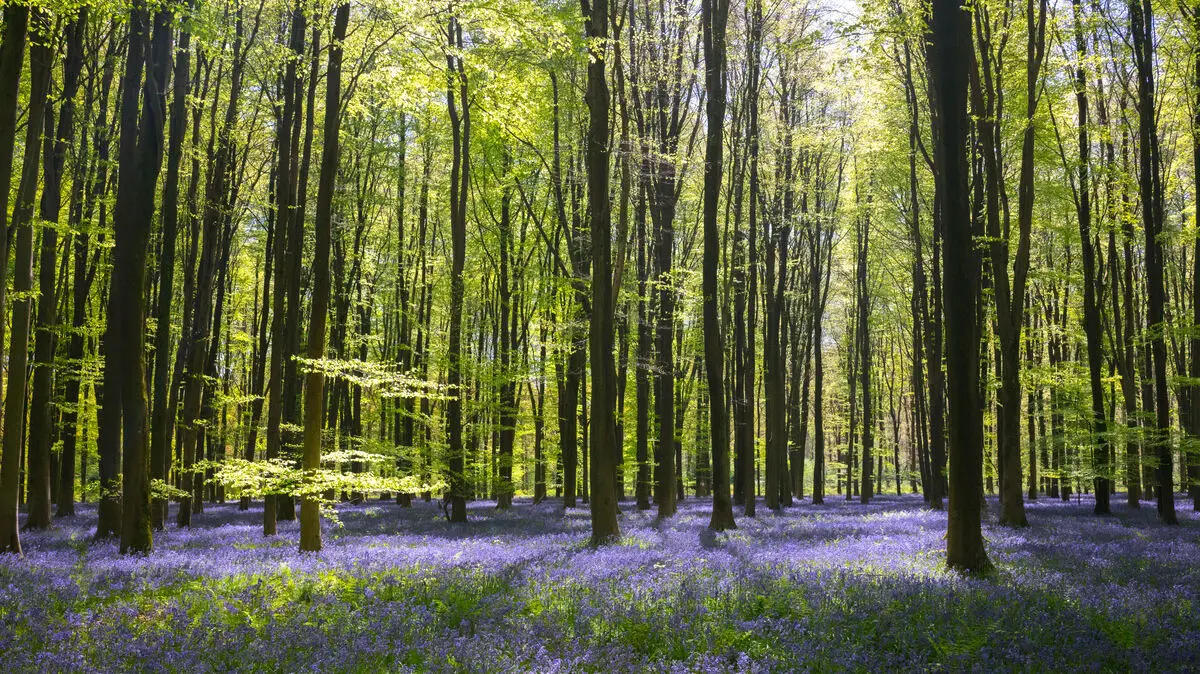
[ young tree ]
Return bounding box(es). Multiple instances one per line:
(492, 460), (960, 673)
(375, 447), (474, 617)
(856, 199), (873, 504)
(1185, 2), (1200, 513)
(736, 0), (764, 518)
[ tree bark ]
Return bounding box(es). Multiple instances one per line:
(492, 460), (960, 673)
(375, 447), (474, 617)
(857, 203), (873, 504)
(299, 0), (349, 552)
(0, 10), (50, 550)
(0, 4), (33, 547)
(264, 0), (306, 535)
(702, 0), (734, 530)
(149, 0), (193, 528)
(582, 0), (620, 543)
(1130, 0), (1176, 524)
(932, 0), (991, 573)
(445, 16), (469, 523)
(29, 11), (83, 529)
(107, 3), (173, 554)
(1069, 0), (1110, 515)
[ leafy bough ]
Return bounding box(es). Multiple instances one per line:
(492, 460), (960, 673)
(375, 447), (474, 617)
(187, 451), (446, 524)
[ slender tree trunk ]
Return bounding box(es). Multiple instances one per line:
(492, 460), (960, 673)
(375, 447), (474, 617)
(1130, 0), (1176, 524)
(149, 0), (193, 528)
(634, 185), (652, 510)
(0, 12), (50, 550)
(1069, 0), (1110, 514)
(445, 17), (469, 523)
(1189, 5), (1200, 511)
(29, 12), (83, 529)
(857, 206), (873, 504)
(0, 5), (30, 418)
(740, 0), (763, 518)
(497, 152), (516, 510)
(264, 2), (306, 535)
(179, 9), (246, 526)
(811, 253), (830, 505)
(299, 0), (348, 552)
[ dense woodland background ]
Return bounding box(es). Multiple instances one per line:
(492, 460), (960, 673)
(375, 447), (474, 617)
(0, 0), (1195, 572)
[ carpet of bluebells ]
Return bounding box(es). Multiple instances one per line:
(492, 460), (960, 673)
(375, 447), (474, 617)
(2, 494), (1199, 672)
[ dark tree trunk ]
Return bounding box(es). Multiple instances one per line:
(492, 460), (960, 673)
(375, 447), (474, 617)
(0, 3), (29, 547)
(0, 3), (29, 402)
(264, 1), (306, 535)
(634, 185), (652, 510)
(1, 12), (51, 550)
(900, 35), (933, 506)
(582, 0), (620, 543)
(739, 0), (763, 518)
(61, 19), (117, 519)
(763, 71), (794, 511)
(700, 0), (734, 528)
(178, 8), (247, 527)
(811, 237), (832, 505)
(445, 17), (469, 523)
(149, 0), (193, 528)
(29, 12), (83, 529)
(857, 206), (872, 504)
(1189, 5), (1200, 512)
(932, 0), (991, 573)
(971, 0), (1044, 528)
(1130, 0), (1176, 524)
(106, 3), (173, 554)
(1070, 0), (1110, 515)
(496, 152), (516, 510)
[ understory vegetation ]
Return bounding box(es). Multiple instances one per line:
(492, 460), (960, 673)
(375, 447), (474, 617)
(3, 496), (1198, 672)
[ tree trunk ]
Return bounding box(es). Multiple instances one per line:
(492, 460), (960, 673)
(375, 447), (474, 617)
(1069, 0), (1110, 515)
(497, 151), (516, 510)
(582, 0), (620, 543)
(700, 0), (734, 520)
(149, 0), (193, 527)
(1130, 0), (1176, 524)
(106, 3), (173, 554)
(445, 17), (469, 523)
(0, 12), (50, 550)
(932, 0), (991, 573)
(264, 1), (306, 535)
(857, 205), (873, 504)
(29, 12), (83, 529)
(0, 5), (29, 425)
(739, 0), (763, 518)
(634, 185), (652, 510)
(1189, 4), (1200, 512)
(299, 0), (348, 552)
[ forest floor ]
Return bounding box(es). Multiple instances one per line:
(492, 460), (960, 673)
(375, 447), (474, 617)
(2, 492), (1198, 672)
